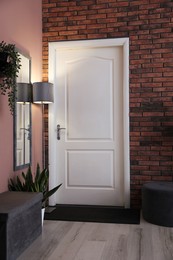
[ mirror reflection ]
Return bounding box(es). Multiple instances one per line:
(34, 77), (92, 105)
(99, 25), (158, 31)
(14, 52), (32, 170)
(15, 102), (31, 167)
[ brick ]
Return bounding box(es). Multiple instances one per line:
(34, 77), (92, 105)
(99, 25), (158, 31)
(59, 30), (78, 36)
(69, 15), (87, 21)
(150, 18), (171, 24)
(143, 171), (161, 175)
(131, 175), (151, 181)
(87, 33), (107, 39)
(78, 10), (97, 15)
(89, 4), (107, 10)
(139, 14), (161, 20)
(42, 3), (57, 8)
(77, 0), (96, 6)
(50, 7), (68, 12)
(151, 176), (172, 181)
(67, 35), (87, 40)
(139, 3), (160, 10)
(69, 6), (88, 11)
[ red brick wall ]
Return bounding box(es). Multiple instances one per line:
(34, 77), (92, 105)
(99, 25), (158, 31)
(42, 0), (173, 208)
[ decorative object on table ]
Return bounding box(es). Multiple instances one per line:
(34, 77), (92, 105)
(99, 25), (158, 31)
(0, 41), (21, 113)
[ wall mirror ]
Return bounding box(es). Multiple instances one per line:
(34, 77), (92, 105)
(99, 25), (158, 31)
(13, 52), (32, 170)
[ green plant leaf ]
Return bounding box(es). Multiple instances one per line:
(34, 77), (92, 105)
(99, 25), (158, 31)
(8, 163), (62, 208)
(8, 178), (16, 191)
(16, 176), (24, 191)
(0, 41), (21, 114)
(43, 183), (62, 203)
(25, 165), (34, 191)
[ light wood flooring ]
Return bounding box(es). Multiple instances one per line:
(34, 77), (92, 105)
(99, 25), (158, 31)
(18, 214), (173, 260)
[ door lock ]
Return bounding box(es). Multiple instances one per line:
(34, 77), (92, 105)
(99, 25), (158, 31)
(57, 124), (66, 140)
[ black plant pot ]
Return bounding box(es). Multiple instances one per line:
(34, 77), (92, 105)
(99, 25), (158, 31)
(0, 52), (9, 77)
(0, 52), (8, 63)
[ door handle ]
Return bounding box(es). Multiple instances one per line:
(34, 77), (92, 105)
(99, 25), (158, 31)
(57, 124), (66, 140)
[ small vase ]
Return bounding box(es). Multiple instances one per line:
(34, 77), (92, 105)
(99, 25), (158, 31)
(41, 208), (45, 226)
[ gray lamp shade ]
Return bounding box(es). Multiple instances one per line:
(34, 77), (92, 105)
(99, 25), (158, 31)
(16, 83), (32, 103)
(32, 82), (54, 104)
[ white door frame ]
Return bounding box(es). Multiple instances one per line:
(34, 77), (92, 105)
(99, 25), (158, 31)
(48, 38), (130, 208)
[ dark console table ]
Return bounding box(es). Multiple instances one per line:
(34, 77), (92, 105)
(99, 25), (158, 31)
(0, 191), (42, 260)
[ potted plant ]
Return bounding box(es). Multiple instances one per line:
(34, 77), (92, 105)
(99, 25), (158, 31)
(8, 164), (62, 223)
(0, 41), (21, 113)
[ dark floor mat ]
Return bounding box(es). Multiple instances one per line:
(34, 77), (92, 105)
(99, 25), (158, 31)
(45, 204), (140, 224)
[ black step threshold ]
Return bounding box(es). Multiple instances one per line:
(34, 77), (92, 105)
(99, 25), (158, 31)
(45, 204), (140, 225)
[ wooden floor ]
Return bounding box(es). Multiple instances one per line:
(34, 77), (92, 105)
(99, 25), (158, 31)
(18, 214), (173, 260)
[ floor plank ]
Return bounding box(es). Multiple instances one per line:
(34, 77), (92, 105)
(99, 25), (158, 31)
(18, 214), (173, 260)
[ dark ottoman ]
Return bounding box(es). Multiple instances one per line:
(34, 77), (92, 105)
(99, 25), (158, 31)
(142, 182), (173, 227)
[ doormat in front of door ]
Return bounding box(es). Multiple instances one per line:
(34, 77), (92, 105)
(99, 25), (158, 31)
(44, 205), (140, 224)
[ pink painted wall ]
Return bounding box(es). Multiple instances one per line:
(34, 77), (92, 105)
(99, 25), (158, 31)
(0, 0), (43, 192)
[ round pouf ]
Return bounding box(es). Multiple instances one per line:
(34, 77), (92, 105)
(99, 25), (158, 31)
(142, 182), (173, 227)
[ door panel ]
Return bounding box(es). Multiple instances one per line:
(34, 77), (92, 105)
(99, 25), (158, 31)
(49, 39), (130, 206)
(66, 56), (113, 140)
(67, 150), (114, 187)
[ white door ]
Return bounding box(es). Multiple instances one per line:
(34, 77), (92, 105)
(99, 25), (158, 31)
(49, 39), (130, 207)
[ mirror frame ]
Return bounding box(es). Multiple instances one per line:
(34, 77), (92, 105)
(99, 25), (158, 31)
(13, 51), (32, 171)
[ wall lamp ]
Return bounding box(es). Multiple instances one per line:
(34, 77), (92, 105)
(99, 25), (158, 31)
(16, 83), (33, 104)
(32, 82), (54, 104)
(16, 82), (54, 104)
